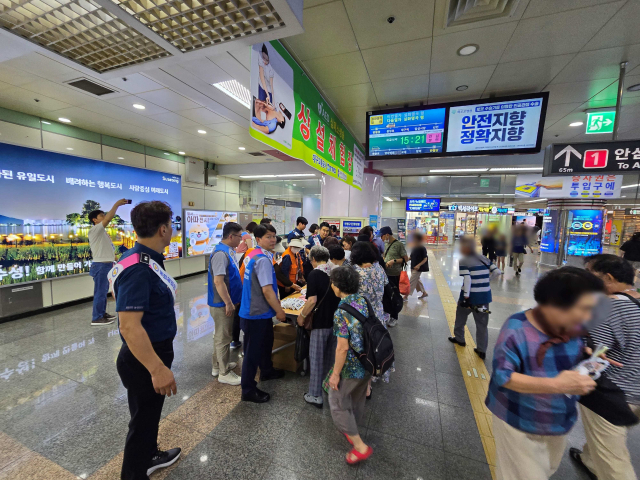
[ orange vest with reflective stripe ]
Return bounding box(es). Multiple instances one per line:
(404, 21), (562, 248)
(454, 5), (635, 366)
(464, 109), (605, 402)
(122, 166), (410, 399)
(276, 247), (301, 287)
(239, 248), (255, 282)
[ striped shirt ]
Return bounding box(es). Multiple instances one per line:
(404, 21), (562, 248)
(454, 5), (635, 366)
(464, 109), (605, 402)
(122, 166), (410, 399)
(589, 295), (640, 404)
(458, 254), (497, 305)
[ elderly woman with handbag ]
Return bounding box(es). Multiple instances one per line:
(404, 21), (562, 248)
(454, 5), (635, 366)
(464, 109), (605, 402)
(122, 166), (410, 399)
(297, 246), (340, 408)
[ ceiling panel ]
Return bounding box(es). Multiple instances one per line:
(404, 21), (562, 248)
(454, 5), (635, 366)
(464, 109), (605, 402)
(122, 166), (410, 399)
(0, 65), (39, 87)
(105, 94), (169, 116)
(432, 0), (531, 36)
(303, 52), (370, 89)
(583, 1), (640, 51)
(484, 54), (574, 94)
(522, 0), (622, 19)
(136, 88), (203, 112)
(551, 45), (640, 85)
(545, 78), (616, 105)
(336, 105), (375, 125)
(501, 2), (624, 63)
(209, 122), (249, 136)
(542, 102), (583, 128)
(180, 107), (228, 125)
(148, 112), (201, 131)
(0, 86), (72, 113)
(372, 75), (429, 106)
(361, 38), (431, 82)
(44, 106), (119, 131)
(344, 0), (435, 50)
(428, 65), (496, 98)
(323, 83), (378, 110)
(104, 74), (166, 95)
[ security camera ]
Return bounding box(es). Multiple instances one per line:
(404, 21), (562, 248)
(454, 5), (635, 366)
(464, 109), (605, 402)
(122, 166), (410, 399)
(122, 77), (127, 81)
(387, 16), (395, 24)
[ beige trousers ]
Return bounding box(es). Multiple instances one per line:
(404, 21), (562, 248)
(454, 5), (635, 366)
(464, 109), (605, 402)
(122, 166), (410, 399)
(409, 270), (426, 295)
(580, 404), (640, 480)
(493, 415), (567, 480)
(210, 306), (234, 375)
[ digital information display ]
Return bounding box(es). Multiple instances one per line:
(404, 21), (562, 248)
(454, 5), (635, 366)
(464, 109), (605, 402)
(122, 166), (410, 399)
(183, 210), (239, 257)
(0, 142), (182, 286)
(368, 108), (445, 157)
(406, 198), (441, 212)
(540, 211), (559, 254)
(567, 210), (603, 257)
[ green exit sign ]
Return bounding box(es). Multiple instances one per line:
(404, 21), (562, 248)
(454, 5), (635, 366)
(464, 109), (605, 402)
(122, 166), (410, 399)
(480, 178), (490, 187)
(586, 111), (615, 134)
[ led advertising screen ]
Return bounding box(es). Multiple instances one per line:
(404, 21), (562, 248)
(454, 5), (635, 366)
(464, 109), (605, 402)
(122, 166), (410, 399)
(540, 210), (559, 253)
(406, 198), (441, 212)
(567, 210), (603, 257)
(368, 107), (446, 157)
(0, 142), (182, 285)
(183, 210), (239, 256)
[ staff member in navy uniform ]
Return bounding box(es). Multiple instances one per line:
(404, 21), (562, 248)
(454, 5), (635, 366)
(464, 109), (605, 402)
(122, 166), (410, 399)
(239, 223), (287, 403)
(208, 221), (243, 386)
(114, 201), (181, 480)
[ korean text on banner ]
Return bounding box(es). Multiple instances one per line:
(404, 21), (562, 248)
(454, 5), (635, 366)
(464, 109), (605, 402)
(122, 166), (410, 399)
(249, 40), (364, 190)
(515, 173), (622, 199)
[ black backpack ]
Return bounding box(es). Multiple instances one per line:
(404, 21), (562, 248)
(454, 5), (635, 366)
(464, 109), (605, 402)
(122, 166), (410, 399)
(382, 282), (403, 315)
(338, 298), (395, 377)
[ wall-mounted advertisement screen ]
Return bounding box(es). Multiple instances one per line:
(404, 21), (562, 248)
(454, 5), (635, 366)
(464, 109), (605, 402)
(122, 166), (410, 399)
(540, 211), (559, 253)
(0, 142), (182, 285)
(406, 198), (441, 212)
(184, 210), (239, 256)
(567, 210), (603, 257)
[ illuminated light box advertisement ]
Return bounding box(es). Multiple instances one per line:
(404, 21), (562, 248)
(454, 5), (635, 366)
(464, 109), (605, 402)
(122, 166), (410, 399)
(567, 210), (603, 257)
(0, 142), (182, 286)
(540, 211), (559, 254)
(368, 108), (445, 157)
(406, 198), (441, 212)
(183, 209), (238, 256)
(515, 173), (622, 199)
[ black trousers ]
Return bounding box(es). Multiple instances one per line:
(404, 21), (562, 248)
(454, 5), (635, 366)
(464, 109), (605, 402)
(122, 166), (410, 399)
(232, 306), (241, 343)
(117, 339), (174, 480)
(387, 275), (401, 319)
(240, 317), (275, 395)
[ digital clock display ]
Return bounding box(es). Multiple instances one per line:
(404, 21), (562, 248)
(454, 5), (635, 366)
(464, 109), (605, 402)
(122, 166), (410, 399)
(368, 108), (445, 157)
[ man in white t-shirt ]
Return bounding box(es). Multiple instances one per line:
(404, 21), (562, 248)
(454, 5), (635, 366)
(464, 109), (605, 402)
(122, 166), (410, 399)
(88, 199), (128, 325)
(258, 43), (275, 105)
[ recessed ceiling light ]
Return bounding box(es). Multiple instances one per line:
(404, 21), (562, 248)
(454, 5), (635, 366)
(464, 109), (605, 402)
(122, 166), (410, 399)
(456, 85), (469, 91)
(238, 147), (246, 150)
(66, 147), (74, 151)
(570, 121), (584, 127)
(58, 117), (71, 123)
(133, 104), (145, 110)
(457, 44), (479, 56)
(41, 121), (51, 125)
(198, 129), (206, 134)
(178, 151), (185, 155)
(117, 157), (124, 160)
(292, 183), (296, 186)
(628, 83), (640, 92)
(384, 196), (394, 201)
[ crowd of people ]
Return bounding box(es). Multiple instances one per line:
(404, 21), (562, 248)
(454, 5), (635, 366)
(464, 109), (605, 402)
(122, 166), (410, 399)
(87, 200), (640, 480)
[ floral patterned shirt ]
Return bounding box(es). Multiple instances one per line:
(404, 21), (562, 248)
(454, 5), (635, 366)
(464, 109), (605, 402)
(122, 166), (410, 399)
(333, 293), (367, 379)
(353, 263), (390, 326)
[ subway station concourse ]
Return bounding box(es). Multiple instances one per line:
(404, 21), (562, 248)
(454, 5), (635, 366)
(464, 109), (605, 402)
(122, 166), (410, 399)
(2, 1), (640, 479)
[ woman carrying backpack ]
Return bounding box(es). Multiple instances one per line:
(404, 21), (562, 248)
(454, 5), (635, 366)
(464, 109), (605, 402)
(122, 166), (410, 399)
(327, 266), (373, 465)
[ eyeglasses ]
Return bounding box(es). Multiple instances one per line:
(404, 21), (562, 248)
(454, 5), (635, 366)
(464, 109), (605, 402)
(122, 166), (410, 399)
(230, 233), (243, 239)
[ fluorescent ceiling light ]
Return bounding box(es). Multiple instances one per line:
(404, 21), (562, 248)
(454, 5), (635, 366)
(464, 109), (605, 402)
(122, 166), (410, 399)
(525, 198), (547, 203)
(489, 167), (543, 172)
(164, 152), (170, 155)
(198, 129), (206, 134)
(384, 197), (394, 201)
(621, 184), (639, 189)
(457, 44), (478, 56)
(117, 157), (124, 160)
(240, 173), (316, 179)
(429, 168), (488, 173)
(58, 117), (71, 123)
(569, 121), (583, 127)
(178, 151), (185, 155)
(212, 80), (251, 109)
(241, 175), (276, 178)
(66, 147), (74, 150)
(133, 104), (145, 110)
(41, 121), (51, 124)
(486, 193), (516, 196)
(238, 147), (246, 150)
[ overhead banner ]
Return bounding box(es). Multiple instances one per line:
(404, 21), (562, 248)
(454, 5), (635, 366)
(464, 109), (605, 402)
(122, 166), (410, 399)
(250, 41), (364, 190)
(515, 173), (622, 199)
(544, 141), (640, 176)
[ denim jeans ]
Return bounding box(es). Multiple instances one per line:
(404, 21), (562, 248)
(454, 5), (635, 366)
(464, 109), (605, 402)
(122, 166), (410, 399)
(90, 262), (112, 321)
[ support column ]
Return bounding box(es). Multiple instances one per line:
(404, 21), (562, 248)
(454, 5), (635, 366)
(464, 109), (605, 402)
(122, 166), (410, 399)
(320, 170), (383, 223)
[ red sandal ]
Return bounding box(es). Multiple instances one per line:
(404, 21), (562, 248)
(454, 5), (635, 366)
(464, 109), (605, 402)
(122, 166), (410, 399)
(346, 446), (373, 465)
(343, 433), (353, 445)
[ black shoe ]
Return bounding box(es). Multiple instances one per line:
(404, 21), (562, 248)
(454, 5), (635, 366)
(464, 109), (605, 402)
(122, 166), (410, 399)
(474, 348), (486, 360)
(230, 341), (242, 350)
(242, 388), (270, 403)
(448, 336), (466, 347)
(569, 448), (598, 480)
(147, 447), (181, 476)
(103, 313), (116, 320)
(91, 316), (115, 326)
(260, 368), (285, 381)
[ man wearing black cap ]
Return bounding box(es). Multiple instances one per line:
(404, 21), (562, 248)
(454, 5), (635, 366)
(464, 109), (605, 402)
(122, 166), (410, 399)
(380, 226), (408, 327)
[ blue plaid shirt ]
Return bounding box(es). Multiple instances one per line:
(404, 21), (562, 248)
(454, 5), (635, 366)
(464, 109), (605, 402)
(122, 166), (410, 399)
(485, 311), (584, 435)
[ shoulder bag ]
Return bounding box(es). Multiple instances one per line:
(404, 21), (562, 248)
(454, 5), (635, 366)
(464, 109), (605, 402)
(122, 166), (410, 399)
(302, 271), (332, 330)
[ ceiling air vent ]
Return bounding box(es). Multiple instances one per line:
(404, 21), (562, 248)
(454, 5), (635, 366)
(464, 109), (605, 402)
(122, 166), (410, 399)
(446, 0), (521, 27)
(66, 79), (117, 96)
(247, 152), (266, 156)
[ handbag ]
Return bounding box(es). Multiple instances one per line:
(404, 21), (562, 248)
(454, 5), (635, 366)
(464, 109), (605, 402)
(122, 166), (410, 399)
(302, 272), (332, 330)
(399, 269), (410, 296)
(294, 326), (310, 362)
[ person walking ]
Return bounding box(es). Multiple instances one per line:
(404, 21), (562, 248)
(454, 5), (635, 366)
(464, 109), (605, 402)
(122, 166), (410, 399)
(449, 236), (500, 360)
(297, 246), (340, 408)
(327, 266), (373, 465)
(570, 255), (640, 480)
(88, 198), (128, 325)
(239, 224), (286, 404)
(407, 231), (429, 300)
(511, 225), (532, 275)
(486, 267), (607, 480)
(495, 233), (508, 273)
(208, 222), (244, 386)
(379, 226), (408, 327)
(112, 201), (182, 479)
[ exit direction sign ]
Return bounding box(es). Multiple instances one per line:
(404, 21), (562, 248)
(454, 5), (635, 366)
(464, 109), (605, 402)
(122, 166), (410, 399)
(586, 111), (615, 135)
(543, 141), (640, 176)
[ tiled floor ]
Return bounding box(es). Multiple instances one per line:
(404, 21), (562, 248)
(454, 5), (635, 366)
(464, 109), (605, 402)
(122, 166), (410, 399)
(0, 248), (638, 479)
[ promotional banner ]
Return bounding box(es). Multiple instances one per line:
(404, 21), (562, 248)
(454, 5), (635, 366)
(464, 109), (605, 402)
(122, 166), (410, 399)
(183, 210), (238, 256)
(515, 173), (622, 199)
(540, 211), (559, 253)
(0, 142), (182, 285)
(406, 198), (441, 212)
(567, 210), (603, 257)
(250, 41), (365, 189)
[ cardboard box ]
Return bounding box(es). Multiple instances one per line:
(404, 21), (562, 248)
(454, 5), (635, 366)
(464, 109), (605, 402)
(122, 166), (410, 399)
(271, 323), (301, 373)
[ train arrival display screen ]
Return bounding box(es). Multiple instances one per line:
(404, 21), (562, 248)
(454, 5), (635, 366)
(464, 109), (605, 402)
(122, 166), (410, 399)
(368, 108), (445, 157)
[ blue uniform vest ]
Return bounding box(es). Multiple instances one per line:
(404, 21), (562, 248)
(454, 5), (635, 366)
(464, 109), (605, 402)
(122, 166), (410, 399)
(239, 247), (277, 320)
(207, 242), (242, 307)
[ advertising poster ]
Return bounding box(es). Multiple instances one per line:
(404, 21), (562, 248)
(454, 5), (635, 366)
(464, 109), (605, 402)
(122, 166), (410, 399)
(567, 210), (603, 257)
(250, 41), (364, 189)
(397, 218), (407, 241)
(610, 219), (623, 246)
(447, 97), (545, 153)
(184, 210), (238, 256)
(540, 211), (559, 253)
(515, 173), (622, 199)
(342, 220), (362, 236)
(0, 142), (182, 285)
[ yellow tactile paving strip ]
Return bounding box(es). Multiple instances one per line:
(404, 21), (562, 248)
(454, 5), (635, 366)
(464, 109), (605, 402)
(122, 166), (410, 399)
(428, 253), (497, 480)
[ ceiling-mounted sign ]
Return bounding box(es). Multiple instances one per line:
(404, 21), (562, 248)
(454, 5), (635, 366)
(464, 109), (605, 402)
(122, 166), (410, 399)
(543, 141), (640, 176)
(250, 41), (364, 190)
(406, 198), (441, 212)
(586, 111), (615, 135)
(516, 173), (622, 199)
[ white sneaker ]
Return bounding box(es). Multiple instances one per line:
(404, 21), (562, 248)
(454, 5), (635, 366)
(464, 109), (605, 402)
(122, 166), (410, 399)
(212, 362), (237, 377)
(218, 371), (241, 386)
(388, 318), (398, 328)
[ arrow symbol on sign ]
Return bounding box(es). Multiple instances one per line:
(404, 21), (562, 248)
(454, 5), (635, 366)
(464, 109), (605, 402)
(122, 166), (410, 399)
(554, 145), (582, 167)
(604, 119), (613, 126)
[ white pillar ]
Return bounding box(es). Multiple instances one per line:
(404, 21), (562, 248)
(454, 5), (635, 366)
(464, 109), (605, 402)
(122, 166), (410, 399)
(320, 171), (383, 221)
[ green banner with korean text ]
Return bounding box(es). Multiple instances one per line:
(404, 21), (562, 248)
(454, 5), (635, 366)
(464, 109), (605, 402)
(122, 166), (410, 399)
(249, 40), (364, 190)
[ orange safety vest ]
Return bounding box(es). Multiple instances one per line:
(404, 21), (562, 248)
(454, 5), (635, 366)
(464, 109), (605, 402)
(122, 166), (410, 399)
(276, 247), (302, 287)
(239, 248), (255, 282)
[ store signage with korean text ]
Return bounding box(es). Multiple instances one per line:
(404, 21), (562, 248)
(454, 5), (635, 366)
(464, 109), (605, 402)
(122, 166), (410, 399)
(406, 198), (441, 212)
(447, 205), (513, 214)
(543, 141), (640, 176)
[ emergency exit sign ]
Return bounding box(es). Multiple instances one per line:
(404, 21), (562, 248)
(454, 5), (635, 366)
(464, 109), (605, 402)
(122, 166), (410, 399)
(586, 111), (615, 134)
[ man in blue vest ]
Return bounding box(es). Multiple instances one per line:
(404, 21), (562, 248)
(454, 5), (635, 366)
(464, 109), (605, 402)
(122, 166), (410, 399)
(239, 223), (287, 403)
(208, 222), (244, 386)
